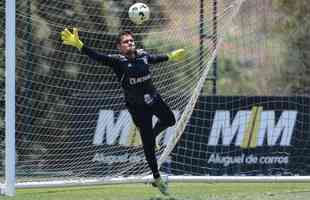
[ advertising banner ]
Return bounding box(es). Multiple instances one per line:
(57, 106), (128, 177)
(46, 95), (309, 176)
(172, 96), (310, 176)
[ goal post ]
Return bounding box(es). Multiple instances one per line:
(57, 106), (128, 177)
(4, 0), (16, 196)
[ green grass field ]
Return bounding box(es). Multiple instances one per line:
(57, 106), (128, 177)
(1, 182), (309, 200)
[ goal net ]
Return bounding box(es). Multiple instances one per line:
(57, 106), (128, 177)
(167, 0), (310, 179)
(2, 0), (309, 193)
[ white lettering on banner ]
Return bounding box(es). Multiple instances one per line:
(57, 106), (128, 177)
(208, 153), (245, 167)
(92, 153), (144, 164)
(93, 110), (180, 146)
(93, 110), (131, 145)
(207, 153), (289, 167)
(208, 110), (297, 147)
(208, 111), (250, 146)
(259, 111), (297, 146)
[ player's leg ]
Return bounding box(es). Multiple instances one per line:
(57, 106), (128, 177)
(137, 115), (169, 195)
(127, 105), (161, 179)
(139, 117), (161, 179)
(127, 104), (169, 195)
(152, 95), (176, 137)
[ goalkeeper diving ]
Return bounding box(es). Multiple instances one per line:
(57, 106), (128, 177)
(61, 28), (185, 196)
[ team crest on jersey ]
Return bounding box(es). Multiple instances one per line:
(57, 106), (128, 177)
(128, 63), (132, 67)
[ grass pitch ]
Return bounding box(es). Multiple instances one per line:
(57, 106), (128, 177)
(0, 182), (309, 200)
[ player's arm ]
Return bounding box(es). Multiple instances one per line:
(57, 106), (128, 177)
(60, 28), (119, 66)
(148, 49), (185, 64)
(81, 46), (120, 66)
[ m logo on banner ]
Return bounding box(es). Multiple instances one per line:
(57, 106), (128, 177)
(93, 110), (179, 146)
(208, 107), (297, 148)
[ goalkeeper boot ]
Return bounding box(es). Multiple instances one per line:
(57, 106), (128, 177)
(152, 177), (169, 196)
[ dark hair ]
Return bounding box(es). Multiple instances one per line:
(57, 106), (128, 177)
(116, 30), (134, 44)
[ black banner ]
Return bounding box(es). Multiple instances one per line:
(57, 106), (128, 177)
(27, 95), (310, 177)
(171, 96), (310, 176)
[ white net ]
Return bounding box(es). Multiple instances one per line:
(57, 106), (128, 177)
(0, 0), (246, 185)
(3, 0), (308, 188)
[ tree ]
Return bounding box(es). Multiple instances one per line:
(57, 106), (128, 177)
(273, 0), (310, 94)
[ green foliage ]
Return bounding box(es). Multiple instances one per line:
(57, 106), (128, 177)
(212, 0), (310, 96)
(217, 53), (257, 95)
(272, 0), (310, 94)
(143, 37), (199, 102)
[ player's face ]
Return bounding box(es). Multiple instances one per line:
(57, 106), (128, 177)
(118, 34), (136, 56)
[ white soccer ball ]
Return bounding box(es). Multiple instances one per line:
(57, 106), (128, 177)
(128, 3), (150, 25)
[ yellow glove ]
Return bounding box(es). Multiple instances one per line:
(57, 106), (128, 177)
(167, 49), (185, 62)
(60, 28), (84, 50)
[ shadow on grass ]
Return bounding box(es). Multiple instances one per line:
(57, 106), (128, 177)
(148, 196), (192, 200)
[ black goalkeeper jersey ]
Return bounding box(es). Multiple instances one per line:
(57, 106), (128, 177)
(82, 46), (169, 105)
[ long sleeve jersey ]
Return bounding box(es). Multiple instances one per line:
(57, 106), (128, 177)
(81, 46), (169, 105)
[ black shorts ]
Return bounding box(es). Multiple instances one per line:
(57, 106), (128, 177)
(126, 93), (175, 130)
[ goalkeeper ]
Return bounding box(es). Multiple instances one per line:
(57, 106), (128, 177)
(61, 28), (185, 196)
